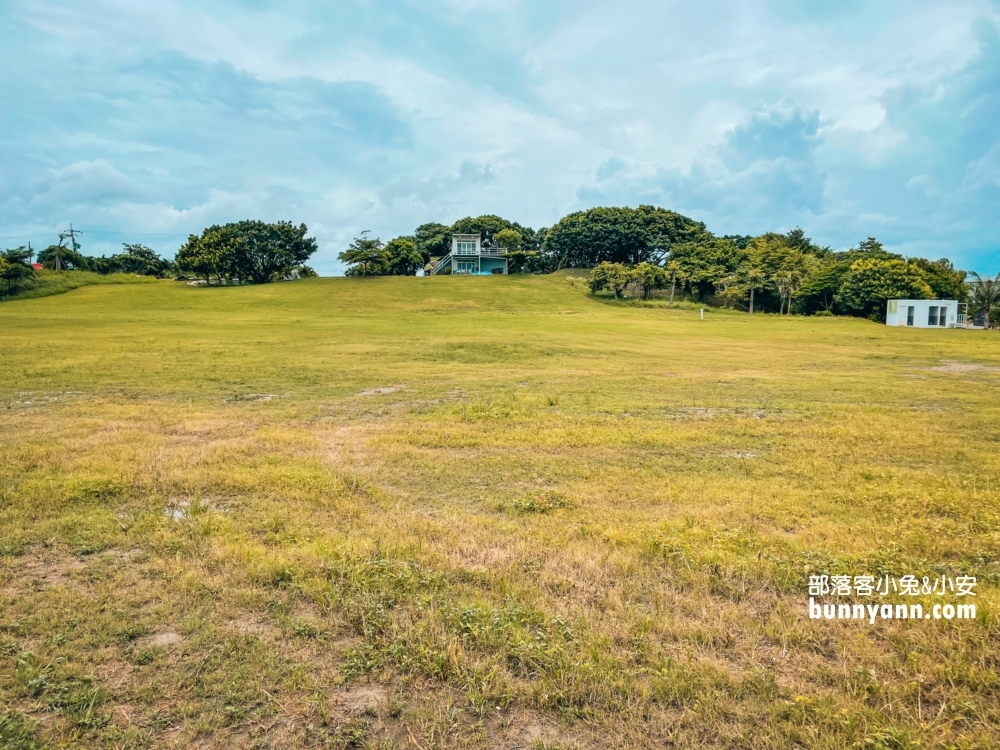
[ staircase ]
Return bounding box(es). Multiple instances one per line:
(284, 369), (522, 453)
(428, 253), (452, 275)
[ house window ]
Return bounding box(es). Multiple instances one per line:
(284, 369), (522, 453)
(940, 306), (948, 327)
(455, 241), (477, 255)
(928, 306), (939, 326)
(906, 306), (914, 326)
(455, 261), (476, 274)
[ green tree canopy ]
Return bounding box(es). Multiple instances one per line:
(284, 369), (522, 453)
(544, 205), (709, 268)
(339, 232), (388, 277)
(835, 258), (934, 319)
(38, 244), (89, 271)
(414, 223), (452, 262)
(177, 221), (317, 284)
(383, 237), (424, 276)
(908, 257), (967, 301)
(667, 238), (744, 298)
(0, 248), (36, 297)
(587, 262), (632, 299)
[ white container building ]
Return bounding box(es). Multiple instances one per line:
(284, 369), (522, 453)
(886, 300), (967, 328)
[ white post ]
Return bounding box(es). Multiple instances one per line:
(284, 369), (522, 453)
(700, 309), (704, 320)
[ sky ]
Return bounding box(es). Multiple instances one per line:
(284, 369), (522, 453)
(1, 0), (999, 275)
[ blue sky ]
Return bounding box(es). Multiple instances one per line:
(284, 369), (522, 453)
(2, 0), (999, 275)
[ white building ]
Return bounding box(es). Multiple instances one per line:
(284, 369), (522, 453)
(886, 299), (966, 328)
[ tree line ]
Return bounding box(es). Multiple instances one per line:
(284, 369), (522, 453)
(3, 210), (997, 325)
(346, 205), (995, 323)
(1, 220), (320, 298)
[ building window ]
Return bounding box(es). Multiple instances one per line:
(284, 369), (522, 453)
(455, 241), (477, 255)
(928, 306), (939, 326)
(906, 306), (914, 326)
(455, 261), (476, 274)
(940, 306), (948, 326)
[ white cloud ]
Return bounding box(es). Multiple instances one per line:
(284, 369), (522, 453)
(1, 0), (998, 273)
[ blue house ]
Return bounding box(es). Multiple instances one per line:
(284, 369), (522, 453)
(428, 233), (508, 275)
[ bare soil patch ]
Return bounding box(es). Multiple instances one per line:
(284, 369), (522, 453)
(928, 360), (1000, 373)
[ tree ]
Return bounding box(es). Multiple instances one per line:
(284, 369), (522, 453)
(794, 262), (851, 315)
(740, 267), (767, 314)
(414, 223), (452, 262)
(715, 274), (743, 309)
(667, 238), (744, 299)
(967, 271), (1000, 328)
(117, 244), (166, 276)
(177, 221), (317, 284)
(743, 233), (817, 313)
(339, 232), (388, 276)
(227, 221), (317, 284)
(496, 228), (537, 273)
(664, 260), (684, 303)
(0, 248), (36, 297)
(176, 230), (226, 283)
(494, 228), (523, 255)
(633, 262), (668, 299)
(835, 258), (933, 320)
(543, 206), (709, 268)
(98, 244), (171, 276)
(908, 257), (967, 301)
(383, 237), (424, 276)
(38, 243), (88, 271)
(587, 262), (631, 299)
(774, 269), (804, 315)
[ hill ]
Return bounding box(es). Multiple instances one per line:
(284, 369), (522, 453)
(0, 275), (998, 748)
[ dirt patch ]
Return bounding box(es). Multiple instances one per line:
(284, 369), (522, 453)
(17, 547), (86, 589)
(512, 712), (588, 748)
(358, 385), (405, 397)
(223, 393), (278, 403)
(140, 630), (183, 647)
(164, 498), (228, 522)
(103, 547), (144, 563)
(334, 684), (387, 713)
(927, 360), (1000, 373)
(226, 616), (277, 638)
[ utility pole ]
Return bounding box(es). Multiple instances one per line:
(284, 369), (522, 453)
(27, 241), (33, 265)
(55, 225), (83, 271)
(66, 224), (81, 252)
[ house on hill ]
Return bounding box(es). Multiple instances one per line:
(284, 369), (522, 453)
(427, 234), (508, 275)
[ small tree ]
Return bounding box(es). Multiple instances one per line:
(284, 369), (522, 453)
(38, 243), (88, 271)
(588, 262), (631, 300)
(665, 259), (685, 303)
(0, 248), (35, 297)
(741, 267), (767, 314)
(339, 232), (388, 276)
(113, 244), (170, 276)
(968, 271), (1000, 328)
(383, 237), (424, 276)
(633, 262), (667, 299)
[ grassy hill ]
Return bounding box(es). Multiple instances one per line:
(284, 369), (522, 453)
(0, 269), (157, 302)
(1, 274), (998, 748)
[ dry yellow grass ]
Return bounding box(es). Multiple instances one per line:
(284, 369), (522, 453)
(0, 273), (998, 749)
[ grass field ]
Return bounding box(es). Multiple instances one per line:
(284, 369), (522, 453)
(1, 273), (998, 749)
